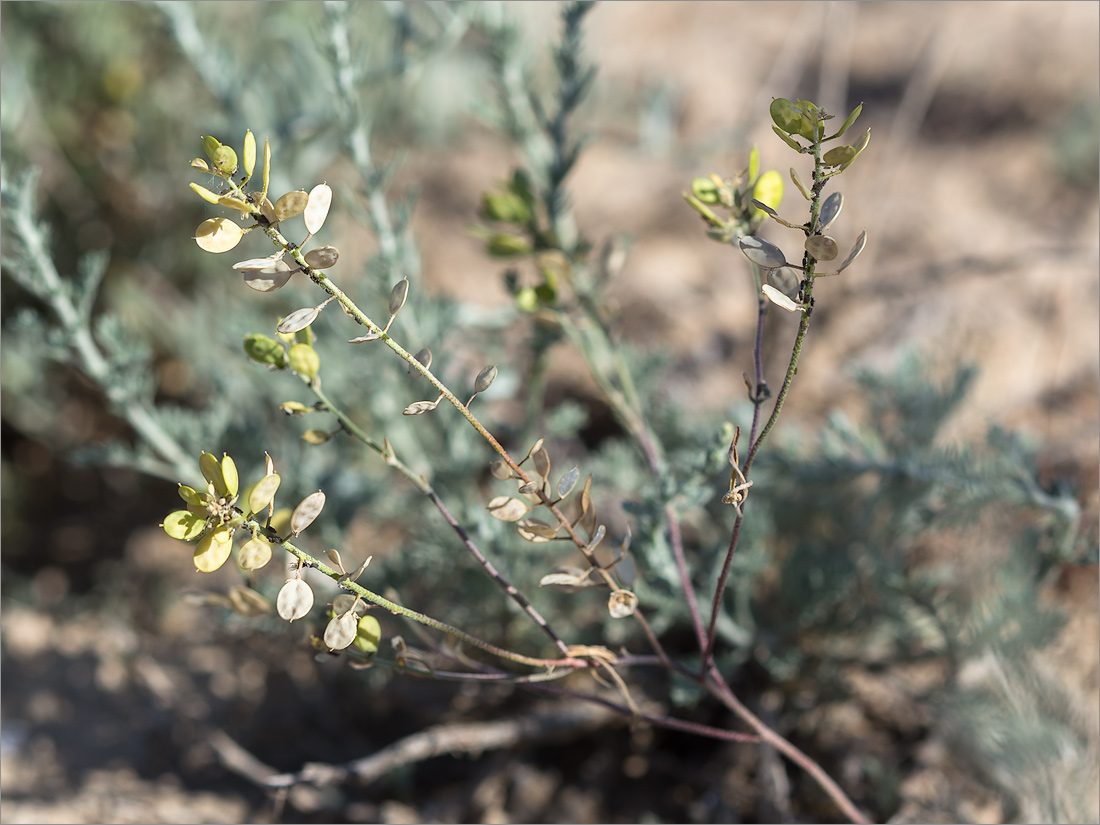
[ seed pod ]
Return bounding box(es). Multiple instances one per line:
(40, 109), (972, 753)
(738, 236), (787, 269)
(277, 578), (314, 622)
(768, 266), (801, 299)
(277, 307), (321, 335)
(490, 460), (512, 481)
(242, 130), (257, 180)
(199, 451), (226, 493)
(388, 279), (410, 316)
(354, 615), (382, 655)
(194, 218), (244, 253)
(303, 245), (339, 269)
(402, 399), (440, 415)
(202, 135), (222, 161)
(818, 192), (843, 231)
(212, 145), (238, 175)
(557, 466), (580, 498)
(409, 348), (432, 376)
(789, 167), (811, 201)
(237, 536), (272, 571)
(608, 589), (638, 619)
(190, 182), (223, 204)
(288, 344), (320, 380)
(348, 332), (381, 344)
(752, 168), (784, 213)
(302, 429), (331, 445)
(162, 510), (206, 541)
(835, 229), (867, 273)
(220, 453), (239, 498)
(829, 102), (863, 140)
(487, 233), (532, 257)
(805, 235), (839, 262)
(290, 491), (326, 535)
(248, 473), (281, 512)
(762, 283), (800, 312)
(193, 525), (233, 572)
(242, 260), (293, 293)
(324, 610), (359, 650)
(517, 519), (557, 542)
(227, 585), (270, 617)
(474, 365), (498, 394)
(274, 190), (309, 221)
(191, 158), (211, 173)
(304, 183), (332, 234)
(244, 333), (287, 368)
(769, 98), (813, 139)
(487, 496), (528, 522)
(822, 145), (856, 167)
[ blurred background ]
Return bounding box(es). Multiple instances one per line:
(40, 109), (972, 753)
(2, 2), (1097, 822)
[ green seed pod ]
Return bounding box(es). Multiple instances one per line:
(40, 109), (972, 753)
(287, 343), (320, 380)
(481, 191), (530, 224)
(199, 451), (225, 493)
(828, 102), (863, 141)
(487, 233), (532, 257)
(220, 453), (239, 498)
(193, 524), (233, 572)
(212, 145), (238, 175)
(202, 135), (222, 161)
(354, 614), (382, 655)
(769, 98), (811, 138)
(690, 176), (722, 205)
(177, 484), (203, 507)
(822, 145), (856, 167)
(162, 509), (206, 541)
(190, 182), (222, 204)
(302, 429), (331, 445)
(243, 333), (287, 368)
(752, 169), (784, 213)
(242, 130), (257, 180)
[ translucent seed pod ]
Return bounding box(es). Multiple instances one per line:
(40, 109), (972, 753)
(324, 610), (359, 650)
(290, 491), (326, 536)
(277, 578), (314, 622)
(805, 235), (839, 262)
(277, 307), (321, 335)
(248, 473), (281, 513)
(487, 496), (528, 522)
(237, 536), (272, 571)
(304, 183), (332, 234)
(761, 284), (800, 312)
(194, 218), (244, 253)
(242, 260), (293, 293)
(303, 245), (339, 269)
(818, 192), (843, 231)
(738, 236), (787, 269)
(274, 190), (309, 222)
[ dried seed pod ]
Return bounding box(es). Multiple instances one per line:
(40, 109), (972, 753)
(290, 491), (326, 535)
(349, 556), (372, 581)
(768, 266), (800, 299)
(837, 230), (867, 272)
(348, 332), (381, 344)
(242, 260), (293, 293)
(327, 548), (346, 572)
(818, 191), (843, 231)
(304, 183), (332, 234)
(237, 536), (272, 571)
(248, 473), (281, 513)
(762, 283), (800, 312)
(608, 589), (638, 619)
(402, 399), (440, 415)
(805, 235), (839, 262)
(388, 279), (410, 315)
(517, 519), (557, 542)
(277, 578), (314, 621)
(586, 523), (606, 552)
(409, 348), (432, 376)
(274, 190), (309, 222)
(487, 496), (528, 522)
(539, 570), (588, 589)
(750, 200), (798, 229)
(557, 466), (580, 498)
(234, 257), (279, 272)
(191, 158), (211, 173)
(473, 365), (498, 394)
(614, 552), (637, 589)
(303, 245), (339, 269)
(738, 235), (787, 269)
(190, 182), (223, 204)
(789, 167), (811, 201)
(324, 610), (359, 650)
(194, 218), (244, 253)
(227, 585), (270, 617)
(490, 460), (512, 481)
(532, 446), (551, 483)
(302, 429), (331, 445)
(277, 306), (321, 335)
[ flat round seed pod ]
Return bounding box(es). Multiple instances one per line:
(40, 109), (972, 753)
(274, 190), (308, 222)
(277, 306), (321, 335)
(277, 578), (314, 622)
(487, 496), (528, 522)
(818, 192), (843, 231)
(304, 183), (332, 234)
(805, 235), (839, 262)
(304, 245), (339, 269)
(162, 510), (206, 541)
(762, 283), (800, 312)
(248, 473), (281, 512)
(194, 218), (244, 253)
(739, 236), (787, 269)
(290, 491), (326, 535)
(237, 536), (272, 571)
(324, 611), (359, 650)
(242, 260), (293, 292)
(474, 365), (498, 394)
(193, 525), (233, 572)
